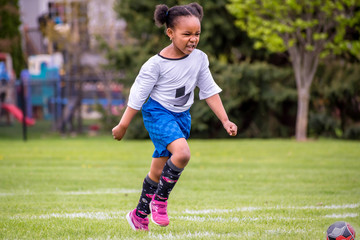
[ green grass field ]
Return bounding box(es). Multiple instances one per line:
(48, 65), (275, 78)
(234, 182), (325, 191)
(0, 128), (359, 239)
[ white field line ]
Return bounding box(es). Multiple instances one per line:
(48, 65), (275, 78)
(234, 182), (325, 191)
(324, 213), (358, 218)
(12, 212), (357, 222)
(148, 231), (252, 239)
(149, 229), (308, 240)
(32, 211), (128, 220)
(10, 211), (128, 220)
(183, 203), (360, 214)
(13, 213), (358, 221)
(9, 203), (359, 221)
(0, 188), (139, 196)
(62, 189), (140, 195)
(175, 213), (359, 223)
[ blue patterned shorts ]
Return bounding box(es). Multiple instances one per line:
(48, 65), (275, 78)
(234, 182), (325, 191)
(142, 98), (191, 158)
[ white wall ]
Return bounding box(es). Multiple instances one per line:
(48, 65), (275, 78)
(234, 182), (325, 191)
(19, 0), (49, 28)
(87, 0), (126, 47)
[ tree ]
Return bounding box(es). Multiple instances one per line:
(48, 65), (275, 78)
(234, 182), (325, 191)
(227, 0), (360, 141)
(0, 0), (26, 76)
(112, 0), (258, 77)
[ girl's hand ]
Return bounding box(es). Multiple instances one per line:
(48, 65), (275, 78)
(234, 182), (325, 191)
(112, 124), (127, 141)
(205, 95), (237, 137)
(111, 107), (139, 141)
(223, 120), (238, 136)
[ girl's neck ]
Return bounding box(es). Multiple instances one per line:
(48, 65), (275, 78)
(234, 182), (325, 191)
(159, 44), (188, 59)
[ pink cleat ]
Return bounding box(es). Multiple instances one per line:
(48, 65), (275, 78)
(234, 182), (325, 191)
(126, 209), (149, 231)
(150, 198), (169, 227)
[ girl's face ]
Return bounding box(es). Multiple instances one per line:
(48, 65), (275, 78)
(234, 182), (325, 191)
(167, 16), (201, 57)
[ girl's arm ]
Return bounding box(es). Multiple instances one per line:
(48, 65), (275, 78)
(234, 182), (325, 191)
(205, 94), (238, 136)
(112, 106), (139, 141)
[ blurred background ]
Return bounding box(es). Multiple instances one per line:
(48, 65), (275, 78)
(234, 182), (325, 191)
(0, 0), (359, 141)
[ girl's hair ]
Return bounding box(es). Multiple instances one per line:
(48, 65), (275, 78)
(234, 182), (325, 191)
(154, 2), (203, 28)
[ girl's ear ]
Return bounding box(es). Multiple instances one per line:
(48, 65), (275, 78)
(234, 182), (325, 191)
(166, 28), (174, 41)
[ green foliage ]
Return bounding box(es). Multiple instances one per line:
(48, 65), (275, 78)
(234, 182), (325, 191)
(107, 0), (295, 139)
(106, 0), (360, 140)
(0, 0), (26, 75)
(227, 0), (360, 141)
(310, 61), (360, 139)
(99, 59), (299, 139)
(344, 125), (360, 139)
(190, 0), (256, 61)
(99, 39), (152, 87)
(112, 0), (264, 65)
(227, 0), (360, 58)
(191, 60), (297, 138)
(308, 113), (339, 138)
(191, 59), (360, 139)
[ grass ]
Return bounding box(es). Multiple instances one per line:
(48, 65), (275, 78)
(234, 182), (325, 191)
(0, 122), (359, 239)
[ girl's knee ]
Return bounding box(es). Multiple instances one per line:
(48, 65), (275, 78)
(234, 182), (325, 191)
(149, 157), (168, 182)
(150, 171), (162, 183)
(180, 148), (191, 162)
(167, 138), (191, 168)
(172, 148), (191, 167)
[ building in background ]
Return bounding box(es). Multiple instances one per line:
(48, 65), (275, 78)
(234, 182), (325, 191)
(19, 0), (126, 56)
(15, 0), (126, 128)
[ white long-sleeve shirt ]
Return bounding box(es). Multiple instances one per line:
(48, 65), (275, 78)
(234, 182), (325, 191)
(128, 49), (222, 113)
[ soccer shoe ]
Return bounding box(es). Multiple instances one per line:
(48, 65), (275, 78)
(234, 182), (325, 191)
(126, 209), (149, 231)
(150, 198), (169, 226)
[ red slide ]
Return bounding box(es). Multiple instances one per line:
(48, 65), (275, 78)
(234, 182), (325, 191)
(1, 103), (36, 126)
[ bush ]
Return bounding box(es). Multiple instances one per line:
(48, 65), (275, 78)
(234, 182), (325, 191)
(311, 61), (360, 139)
(191, 60), (297, 138)
(344, 125), (360, 140)
(308, 113), (339, 138)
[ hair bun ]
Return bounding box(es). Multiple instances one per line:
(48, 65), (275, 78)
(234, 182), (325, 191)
(154, 4), (169, 27)
(189, 2), (203, 21)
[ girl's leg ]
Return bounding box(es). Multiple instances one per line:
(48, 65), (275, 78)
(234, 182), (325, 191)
(126, 157), (169, 231)
(151, 138), (190, 226)
(154, 138), (190, 201)
(149, 156), (169, 182)
(166, 138), (191, 168)
(154, 138), (190, 202)
(135, 156), (168, 219)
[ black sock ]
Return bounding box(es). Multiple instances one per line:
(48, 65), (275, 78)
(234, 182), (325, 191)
(136, 174), (158, 218)
(154, 158), (183, 202)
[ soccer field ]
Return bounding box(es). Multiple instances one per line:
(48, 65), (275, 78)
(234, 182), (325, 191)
(0, 137), (359, 239)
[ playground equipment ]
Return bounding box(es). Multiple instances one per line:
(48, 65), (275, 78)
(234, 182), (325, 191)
(1, 103), (35, 126)
(0, 53), (17, 125)
(0, 53), (15, 104)
(1, 50), (125, 135)
(0, 61), (9, 103)
(27, 54), (62, 120)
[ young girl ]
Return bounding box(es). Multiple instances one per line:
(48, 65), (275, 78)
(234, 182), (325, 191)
(112, 2), (237, 231)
